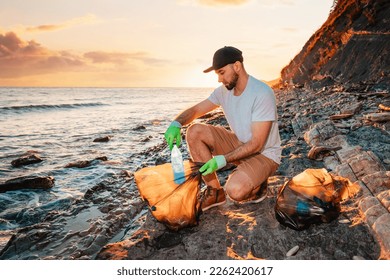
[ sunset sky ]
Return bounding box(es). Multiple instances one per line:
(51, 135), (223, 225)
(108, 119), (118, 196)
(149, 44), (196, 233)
(0, 0), (333, 87)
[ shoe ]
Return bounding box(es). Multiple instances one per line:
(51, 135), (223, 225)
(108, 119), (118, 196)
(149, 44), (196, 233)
(239, 180), (268, 205)
(200, 186), (226, 211)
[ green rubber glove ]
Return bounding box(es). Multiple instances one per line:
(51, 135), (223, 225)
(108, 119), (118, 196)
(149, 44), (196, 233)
(199, 155), (227, 176)
(164, 121), (182, 150)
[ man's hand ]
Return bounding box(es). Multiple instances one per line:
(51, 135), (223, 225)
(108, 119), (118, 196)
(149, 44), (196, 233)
(164, 121), (182, 150)
(199, 155), (227, 176)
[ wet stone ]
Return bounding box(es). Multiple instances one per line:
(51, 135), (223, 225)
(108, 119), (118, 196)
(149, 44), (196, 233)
(372, 214), (390, 257)
(361, 171), (390, 195)
(0, 176), (55, 193)
(93, 136), (111, 142)
(286, 245), (299, 257)
(11, 152), (43, 167)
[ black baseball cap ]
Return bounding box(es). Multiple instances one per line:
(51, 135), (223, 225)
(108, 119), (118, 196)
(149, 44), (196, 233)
(203, 46), (243, 73)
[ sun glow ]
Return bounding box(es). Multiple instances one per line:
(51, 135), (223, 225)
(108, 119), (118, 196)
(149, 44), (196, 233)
(0, 0), (334, 87)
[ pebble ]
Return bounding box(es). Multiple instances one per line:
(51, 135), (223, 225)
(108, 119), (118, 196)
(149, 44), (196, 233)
(338, 219), (350, 224)
(286, 245), (300, 257)
(78, 229), (90, 237)
(353, 255), (366, 260)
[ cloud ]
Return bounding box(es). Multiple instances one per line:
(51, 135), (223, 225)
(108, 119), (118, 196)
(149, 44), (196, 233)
(26, 24), (64, 32)
(84, 51), (169, 66)
(0, 32), (85, 78)
(0, 32), (168, 81)
(83, 51), (169, 66)
(25, 14), (98, 33)
(84, 51), (140, 65)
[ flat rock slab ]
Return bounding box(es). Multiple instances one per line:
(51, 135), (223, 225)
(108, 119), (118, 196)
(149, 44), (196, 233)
(0, 176), (55, 193)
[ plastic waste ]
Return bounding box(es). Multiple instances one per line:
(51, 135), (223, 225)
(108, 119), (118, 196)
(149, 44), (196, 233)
(296, 200), (325, 216)
(134, 160), (203, 230)
(275, 168), (361, 230)
(171, 145), (185, 184)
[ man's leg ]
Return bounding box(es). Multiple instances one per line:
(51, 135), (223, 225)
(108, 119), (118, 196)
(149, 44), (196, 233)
(225, 154), (278, 203)
(186, 123), (240, 210)
(186, 123), (222, 189)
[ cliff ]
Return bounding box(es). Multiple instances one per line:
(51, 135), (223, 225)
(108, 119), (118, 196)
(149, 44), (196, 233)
(280, 0), (390, 90)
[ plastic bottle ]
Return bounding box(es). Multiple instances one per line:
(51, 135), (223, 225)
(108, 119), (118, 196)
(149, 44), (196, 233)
(171, 145), (185, 184)
(296, 200), (324, 216)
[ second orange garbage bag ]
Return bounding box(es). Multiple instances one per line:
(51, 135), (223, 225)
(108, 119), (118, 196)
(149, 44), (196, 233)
(275, 168), (361, 230)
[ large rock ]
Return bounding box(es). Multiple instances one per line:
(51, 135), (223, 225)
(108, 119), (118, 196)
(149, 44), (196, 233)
(347, 151), (385, 179)
(364, 112), (390, 122)
(11, 152), (43, 167)
(0, 176), (55, 193)
(304, 120), (340, 146)
(361, 171), (390, 195)
(93, 136), (111, 142)
(64, 156), (108, 168)
(373, 214), (390, 259)
(0, 231), (14, 255)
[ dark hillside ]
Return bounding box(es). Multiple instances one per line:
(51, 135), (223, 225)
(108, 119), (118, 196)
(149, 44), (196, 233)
(280, 0), (390, 90)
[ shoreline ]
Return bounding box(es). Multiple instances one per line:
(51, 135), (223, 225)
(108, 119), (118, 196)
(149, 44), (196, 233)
(97, 85), (389, 260)
(1, 85), (389, 260)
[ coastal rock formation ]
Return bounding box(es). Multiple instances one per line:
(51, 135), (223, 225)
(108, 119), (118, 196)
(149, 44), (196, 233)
(96, 86), (390, 260)
(93, 136), (111, 142)
(0, 176), (54, 193)
(280, 0), (390, 89)
(0, 85), (388, 260)
(11, 151), (43, 167)
(64, 156), (108, 168)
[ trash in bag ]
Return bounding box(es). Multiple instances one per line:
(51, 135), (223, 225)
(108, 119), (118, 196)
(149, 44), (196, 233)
(275, 168), (361, 231)
(135, 160), (203, 231)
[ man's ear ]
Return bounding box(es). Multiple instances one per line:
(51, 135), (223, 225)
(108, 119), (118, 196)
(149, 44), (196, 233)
(233, 61), (241, 73)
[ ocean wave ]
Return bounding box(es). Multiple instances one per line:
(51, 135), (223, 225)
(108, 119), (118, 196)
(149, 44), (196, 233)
(0, 102), (106, 112)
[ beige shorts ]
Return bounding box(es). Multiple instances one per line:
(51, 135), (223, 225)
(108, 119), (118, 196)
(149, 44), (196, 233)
(207, 125), (279, 189)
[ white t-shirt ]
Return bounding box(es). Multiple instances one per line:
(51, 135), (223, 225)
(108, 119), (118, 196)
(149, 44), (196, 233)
(208, 75), (282, 164)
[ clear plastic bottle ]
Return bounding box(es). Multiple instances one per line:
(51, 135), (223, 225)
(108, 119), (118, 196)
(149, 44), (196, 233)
(171, 145), (185, 184)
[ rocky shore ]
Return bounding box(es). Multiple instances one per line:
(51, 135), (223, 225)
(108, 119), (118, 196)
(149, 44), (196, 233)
(93, 85), (389, 260)
(0, 85), (389, 260)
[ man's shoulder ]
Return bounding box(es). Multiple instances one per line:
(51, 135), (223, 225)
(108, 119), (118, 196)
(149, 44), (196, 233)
(248, 76), (274, 96)
(249, 76), (272, 90)
(212, 85), (229, 96)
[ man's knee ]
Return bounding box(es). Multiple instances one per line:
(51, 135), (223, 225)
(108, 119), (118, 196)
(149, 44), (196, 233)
(186, 123), (209, 143)
(225, 178), (252, 202)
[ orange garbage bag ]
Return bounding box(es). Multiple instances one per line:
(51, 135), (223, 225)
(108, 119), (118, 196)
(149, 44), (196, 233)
(275, 168), (360, 230)
(135, 160), (203, 231)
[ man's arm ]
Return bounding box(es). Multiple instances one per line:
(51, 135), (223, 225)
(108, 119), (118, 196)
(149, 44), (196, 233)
(164, 99), (217, 150)
(224, 121), (272, 163)
(174, 99), (218, 126)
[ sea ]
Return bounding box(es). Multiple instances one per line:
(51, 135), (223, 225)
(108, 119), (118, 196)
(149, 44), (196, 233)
(0, 87), (212, 231)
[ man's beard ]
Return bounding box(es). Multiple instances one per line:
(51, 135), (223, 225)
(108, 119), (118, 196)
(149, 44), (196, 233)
(225, 72), (239, 90)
